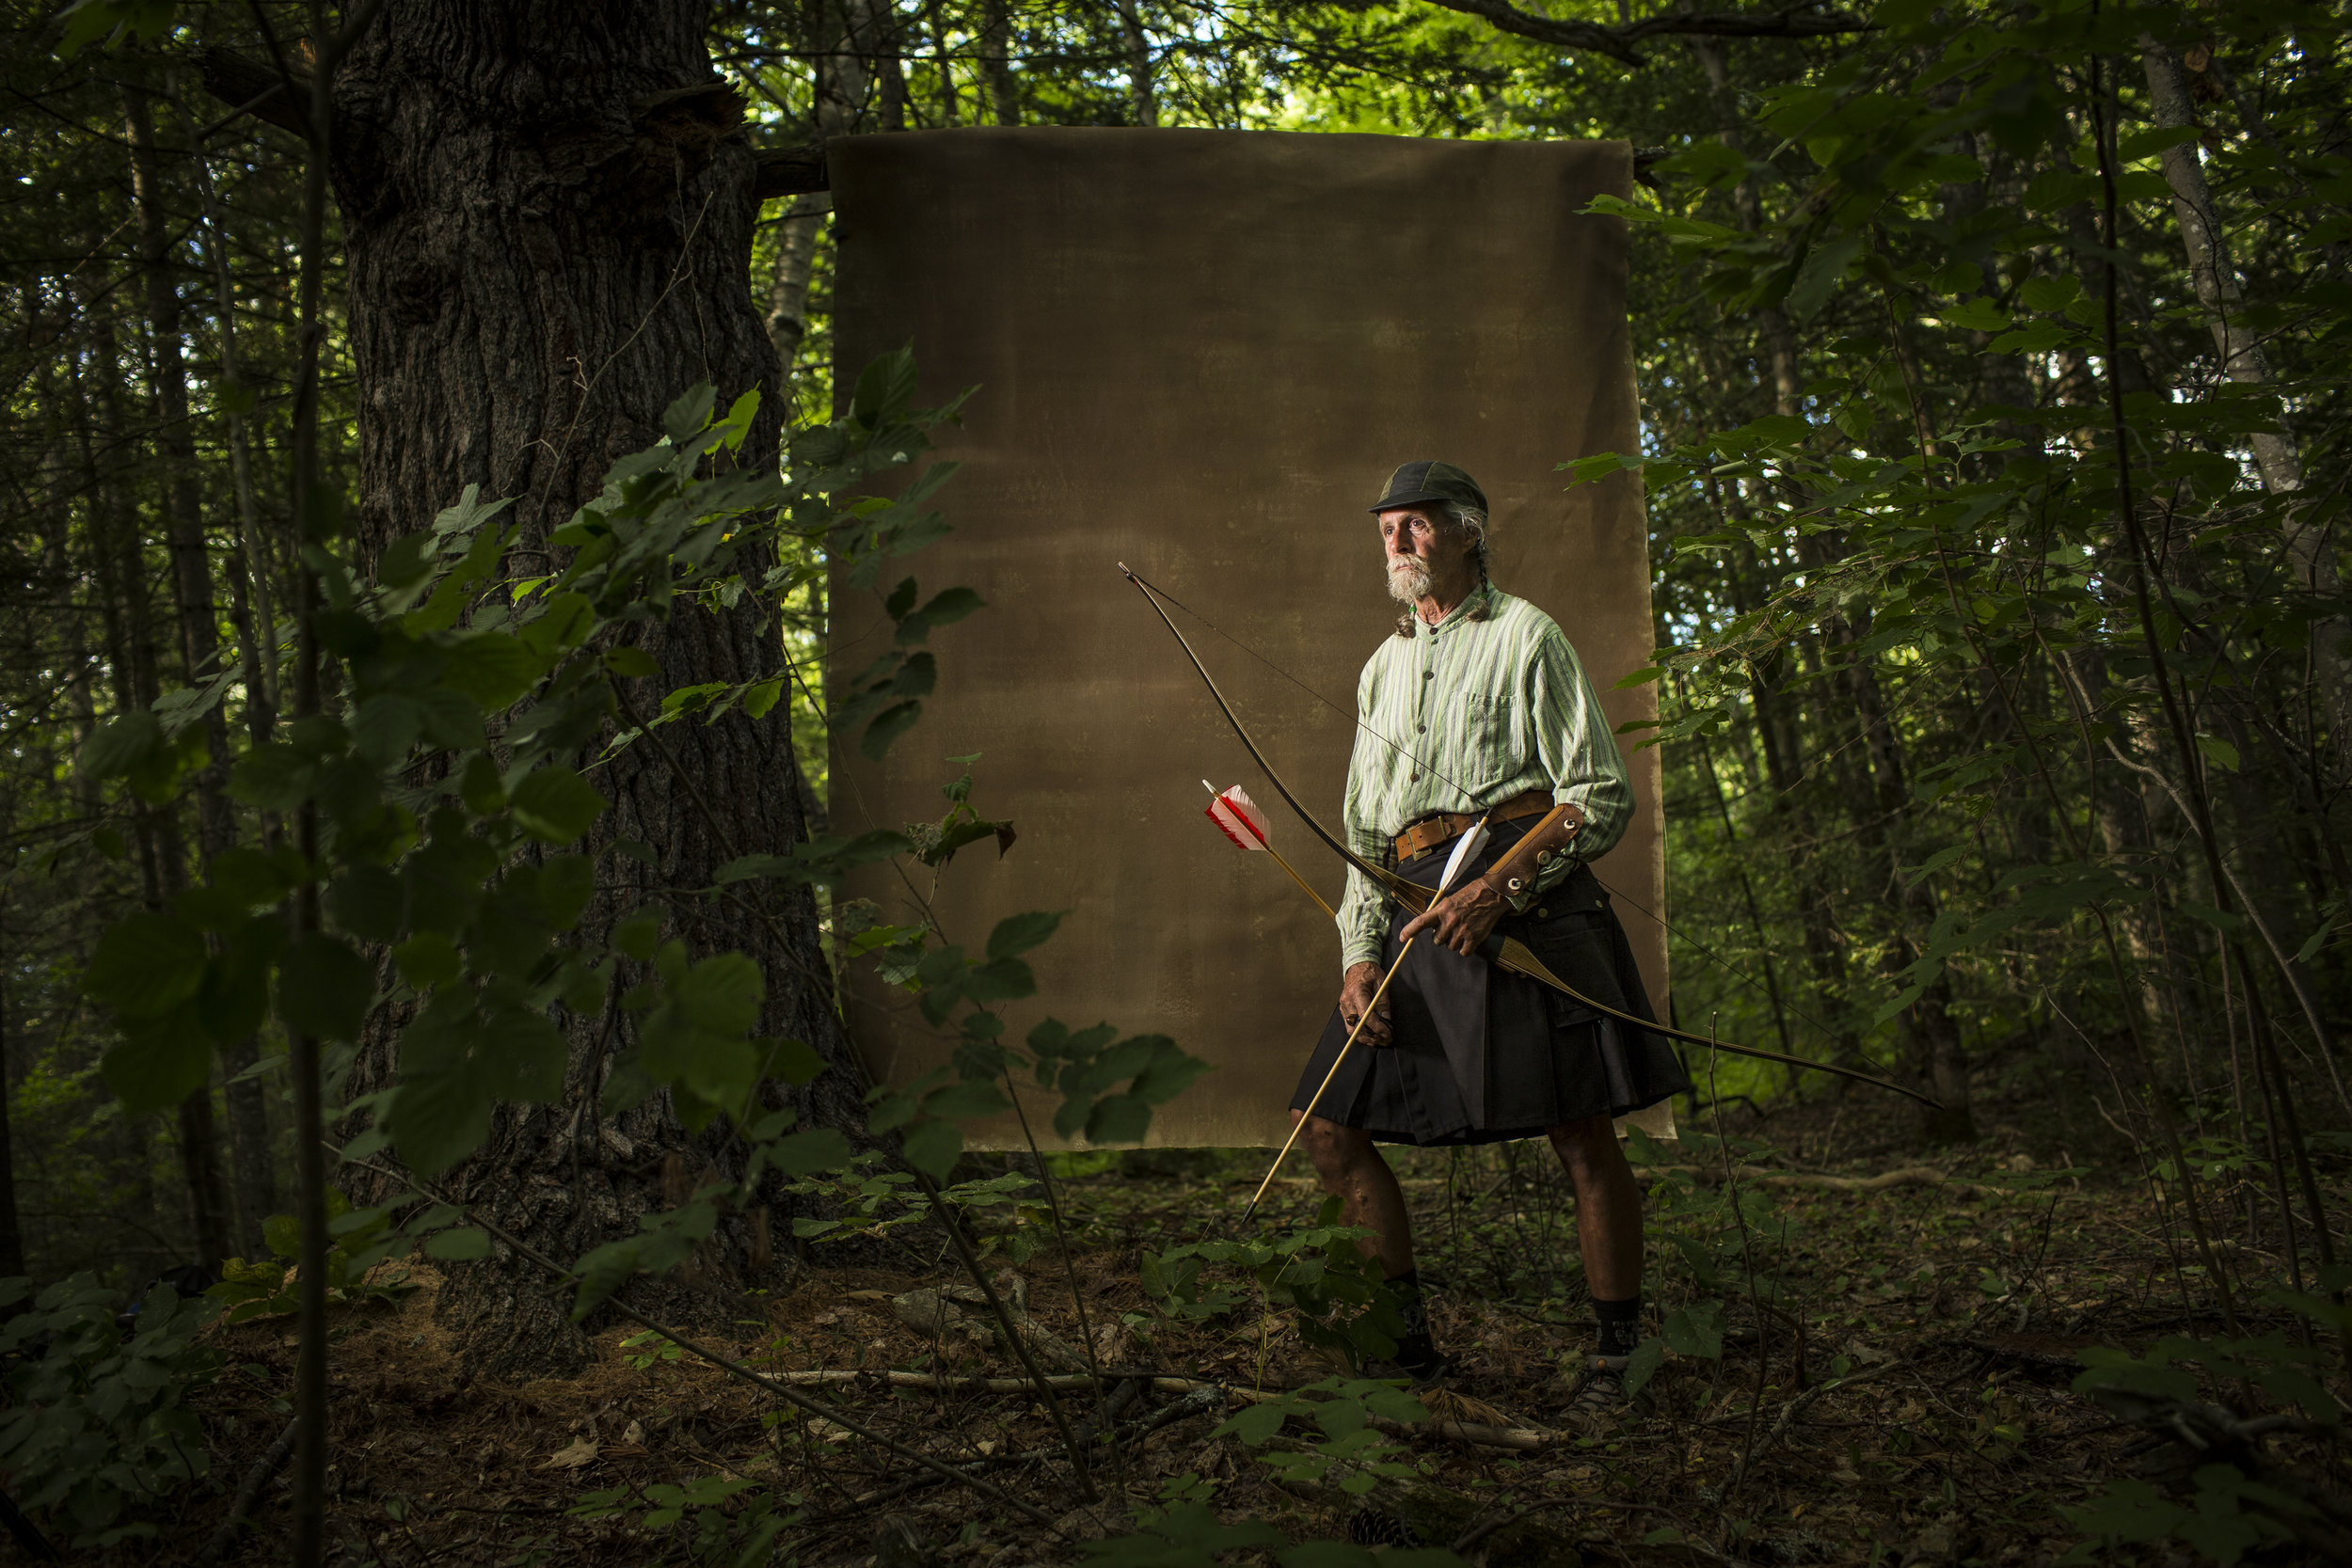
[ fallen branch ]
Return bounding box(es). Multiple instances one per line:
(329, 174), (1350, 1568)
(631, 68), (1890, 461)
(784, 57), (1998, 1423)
(1646, 1164), (1990, 1198)
(192, 1416), (300, 1566)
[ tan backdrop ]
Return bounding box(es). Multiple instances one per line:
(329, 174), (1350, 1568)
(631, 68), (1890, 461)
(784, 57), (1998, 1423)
(828, 127), (1671, 1148)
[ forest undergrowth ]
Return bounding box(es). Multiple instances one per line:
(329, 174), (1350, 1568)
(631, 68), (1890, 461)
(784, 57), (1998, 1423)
(111, 1085), (2352, 1568)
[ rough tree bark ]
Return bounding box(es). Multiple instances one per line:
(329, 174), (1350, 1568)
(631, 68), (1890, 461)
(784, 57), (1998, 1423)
(210, 2), (860, 1375)
(2143, 36), (2352, 776)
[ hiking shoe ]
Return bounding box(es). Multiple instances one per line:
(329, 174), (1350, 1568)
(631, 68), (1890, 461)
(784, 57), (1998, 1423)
(1566, 1354), (1632, 1421)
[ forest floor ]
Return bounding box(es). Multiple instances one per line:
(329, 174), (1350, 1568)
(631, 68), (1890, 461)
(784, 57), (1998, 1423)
(128, 1085), (2349, 1567)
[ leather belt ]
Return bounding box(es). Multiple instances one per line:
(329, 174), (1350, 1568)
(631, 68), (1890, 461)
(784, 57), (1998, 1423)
(1391, 790), (1555, 863)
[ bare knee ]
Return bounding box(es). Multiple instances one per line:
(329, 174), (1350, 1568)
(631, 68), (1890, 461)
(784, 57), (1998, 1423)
(1294, 1113), (1373, 1180)
(1547, 1114), (1629, 1187)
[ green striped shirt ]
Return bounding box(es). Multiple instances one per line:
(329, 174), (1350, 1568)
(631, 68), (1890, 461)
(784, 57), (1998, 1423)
(1336, 582), (1635, 971)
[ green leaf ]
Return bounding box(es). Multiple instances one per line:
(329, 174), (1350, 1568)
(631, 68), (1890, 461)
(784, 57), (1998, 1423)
(2019, 276), (2082, 312)
(764, 1127), (853, 1176)
(85, 911), (207, 1020)
(278, 933), (375, 1041)
(918, 585), (983, 627)
(102, 1007), (215, 1114)
(231, 744), (314, 810)
(1663, 1300), (1724, 1359)
(422, 1227), (492, 1261)
(393, 933), (462, 989)
(662, 383), (718, 442)
(602, 646), (660, 680)
(536, 856), (596, 927)
(861, 701), (924, 760)
(509, 768), (611, 845)
(79, 708), (165, 779)
(327, 864), (406, 943)
(209, 847), (294, 907)
(1085, 1093), (1152, 1145)
(2292, 918), (2344, 965)
(1786, 234), (1861, 320)
(611, 911), (662, 960)
(900, 1118), (963, 1180)
(443, 634), (544, 710)
(1212, 1402), (1288, 1446)
(2196, 734), (2240, 772)
(1940, 297), (2009, 332)
(56, 0), (180, 57)
(850, 347), (918, 430)
(2116, 124), (2202, 161)
(766, 1037), (828, 1087)
(1622, 1336), (1666, 1397)
(459, 752), (505, 814)
(985, 910), (1066, 960)
(1987, 321), (2080, 355)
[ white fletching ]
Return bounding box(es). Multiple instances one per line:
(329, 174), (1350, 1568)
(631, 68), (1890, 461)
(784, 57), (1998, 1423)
(1437, 816), (1489, 895)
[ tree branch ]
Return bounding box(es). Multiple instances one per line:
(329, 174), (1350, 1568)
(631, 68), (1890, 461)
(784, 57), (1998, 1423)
(1414, 2), (1873, 67)
(195, 46), (313, 140)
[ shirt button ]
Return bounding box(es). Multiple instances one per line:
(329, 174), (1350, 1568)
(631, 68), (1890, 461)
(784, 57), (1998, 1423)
(1417, 724), (1426, 734)
(1410, 773), (1420, 783)
(1536, 908), (1549, 919)
(1422, 671), (1434, 680)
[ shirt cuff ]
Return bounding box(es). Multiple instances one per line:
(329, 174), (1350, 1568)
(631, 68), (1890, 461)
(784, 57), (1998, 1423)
(1341, 939), (1384, 973)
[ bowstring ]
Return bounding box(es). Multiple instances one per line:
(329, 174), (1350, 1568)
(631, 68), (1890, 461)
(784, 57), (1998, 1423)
(1128, 568), (1865, 1060)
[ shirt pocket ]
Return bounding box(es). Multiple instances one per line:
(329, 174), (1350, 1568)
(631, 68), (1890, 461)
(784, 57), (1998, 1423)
(1454, 690), (1515, 755)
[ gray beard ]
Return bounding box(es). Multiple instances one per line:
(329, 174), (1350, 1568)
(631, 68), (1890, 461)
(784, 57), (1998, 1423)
(1387, 559), (1433, 607)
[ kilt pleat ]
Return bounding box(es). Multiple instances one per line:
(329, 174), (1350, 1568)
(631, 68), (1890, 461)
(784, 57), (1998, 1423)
(1289, 819), (1691, 1146)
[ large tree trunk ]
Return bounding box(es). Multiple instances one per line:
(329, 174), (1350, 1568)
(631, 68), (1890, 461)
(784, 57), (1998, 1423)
(300, 2), (857, 1377)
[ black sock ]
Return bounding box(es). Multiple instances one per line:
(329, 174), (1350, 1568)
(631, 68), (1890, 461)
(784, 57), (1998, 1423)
(1594, 1293), (1643, 1359)
(1383, 1269), (1439, 1374)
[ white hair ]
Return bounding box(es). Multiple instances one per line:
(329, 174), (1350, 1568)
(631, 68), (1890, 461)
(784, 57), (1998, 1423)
(1447, 502), (1492, 579)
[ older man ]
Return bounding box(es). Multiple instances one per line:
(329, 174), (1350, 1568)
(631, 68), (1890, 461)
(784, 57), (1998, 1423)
(1290, 459), (1689, 1410)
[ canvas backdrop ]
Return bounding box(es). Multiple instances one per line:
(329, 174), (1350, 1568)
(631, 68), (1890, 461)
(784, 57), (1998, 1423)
(828, 126), (1673, 1148)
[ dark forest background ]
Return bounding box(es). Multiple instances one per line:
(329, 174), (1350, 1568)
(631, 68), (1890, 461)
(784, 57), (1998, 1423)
(6, 0), (2343, 1291)
(1, 0), (2349, 1559)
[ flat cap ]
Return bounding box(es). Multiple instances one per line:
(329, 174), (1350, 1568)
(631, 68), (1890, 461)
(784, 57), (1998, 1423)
(1368, 459), (1488, 516)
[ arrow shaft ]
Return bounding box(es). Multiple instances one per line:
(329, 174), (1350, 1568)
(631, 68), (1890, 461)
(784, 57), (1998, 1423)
(1242, 934), (1419, 1221)
(1262, 841), (1335, 918)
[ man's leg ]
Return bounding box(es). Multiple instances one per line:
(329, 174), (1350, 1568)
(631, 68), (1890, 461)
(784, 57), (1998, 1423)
(1294, 1112), (1442, 1377)
(1294, 1111), (1412, 1274)
(1548, 1114), (1646, 1384)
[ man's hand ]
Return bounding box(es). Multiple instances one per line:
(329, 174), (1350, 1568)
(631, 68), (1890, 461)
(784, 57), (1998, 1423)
(1399, 879), (1509, 958)
(1338, 960), (1392, 1047)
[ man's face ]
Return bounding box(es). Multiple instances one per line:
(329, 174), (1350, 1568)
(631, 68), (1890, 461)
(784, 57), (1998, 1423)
(1378, 505), (1460, 604)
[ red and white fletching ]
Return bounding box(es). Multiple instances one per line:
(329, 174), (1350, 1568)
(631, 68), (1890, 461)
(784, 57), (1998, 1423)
(1202, 780), (1270, 851)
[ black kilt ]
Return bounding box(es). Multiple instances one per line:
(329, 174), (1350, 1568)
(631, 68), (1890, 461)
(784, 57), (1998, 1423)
(1290, 816), (1691, 1146)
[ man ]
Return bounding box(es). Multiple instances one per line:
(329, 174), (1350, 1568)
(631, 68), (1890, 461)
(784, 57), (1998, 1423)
(1290, 459), (1690, 1413)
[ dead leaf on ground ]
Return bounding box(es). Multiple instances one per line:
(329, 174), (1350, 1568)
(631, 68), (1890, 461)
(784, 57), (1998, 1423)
(539, 1437), (600, 1470)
